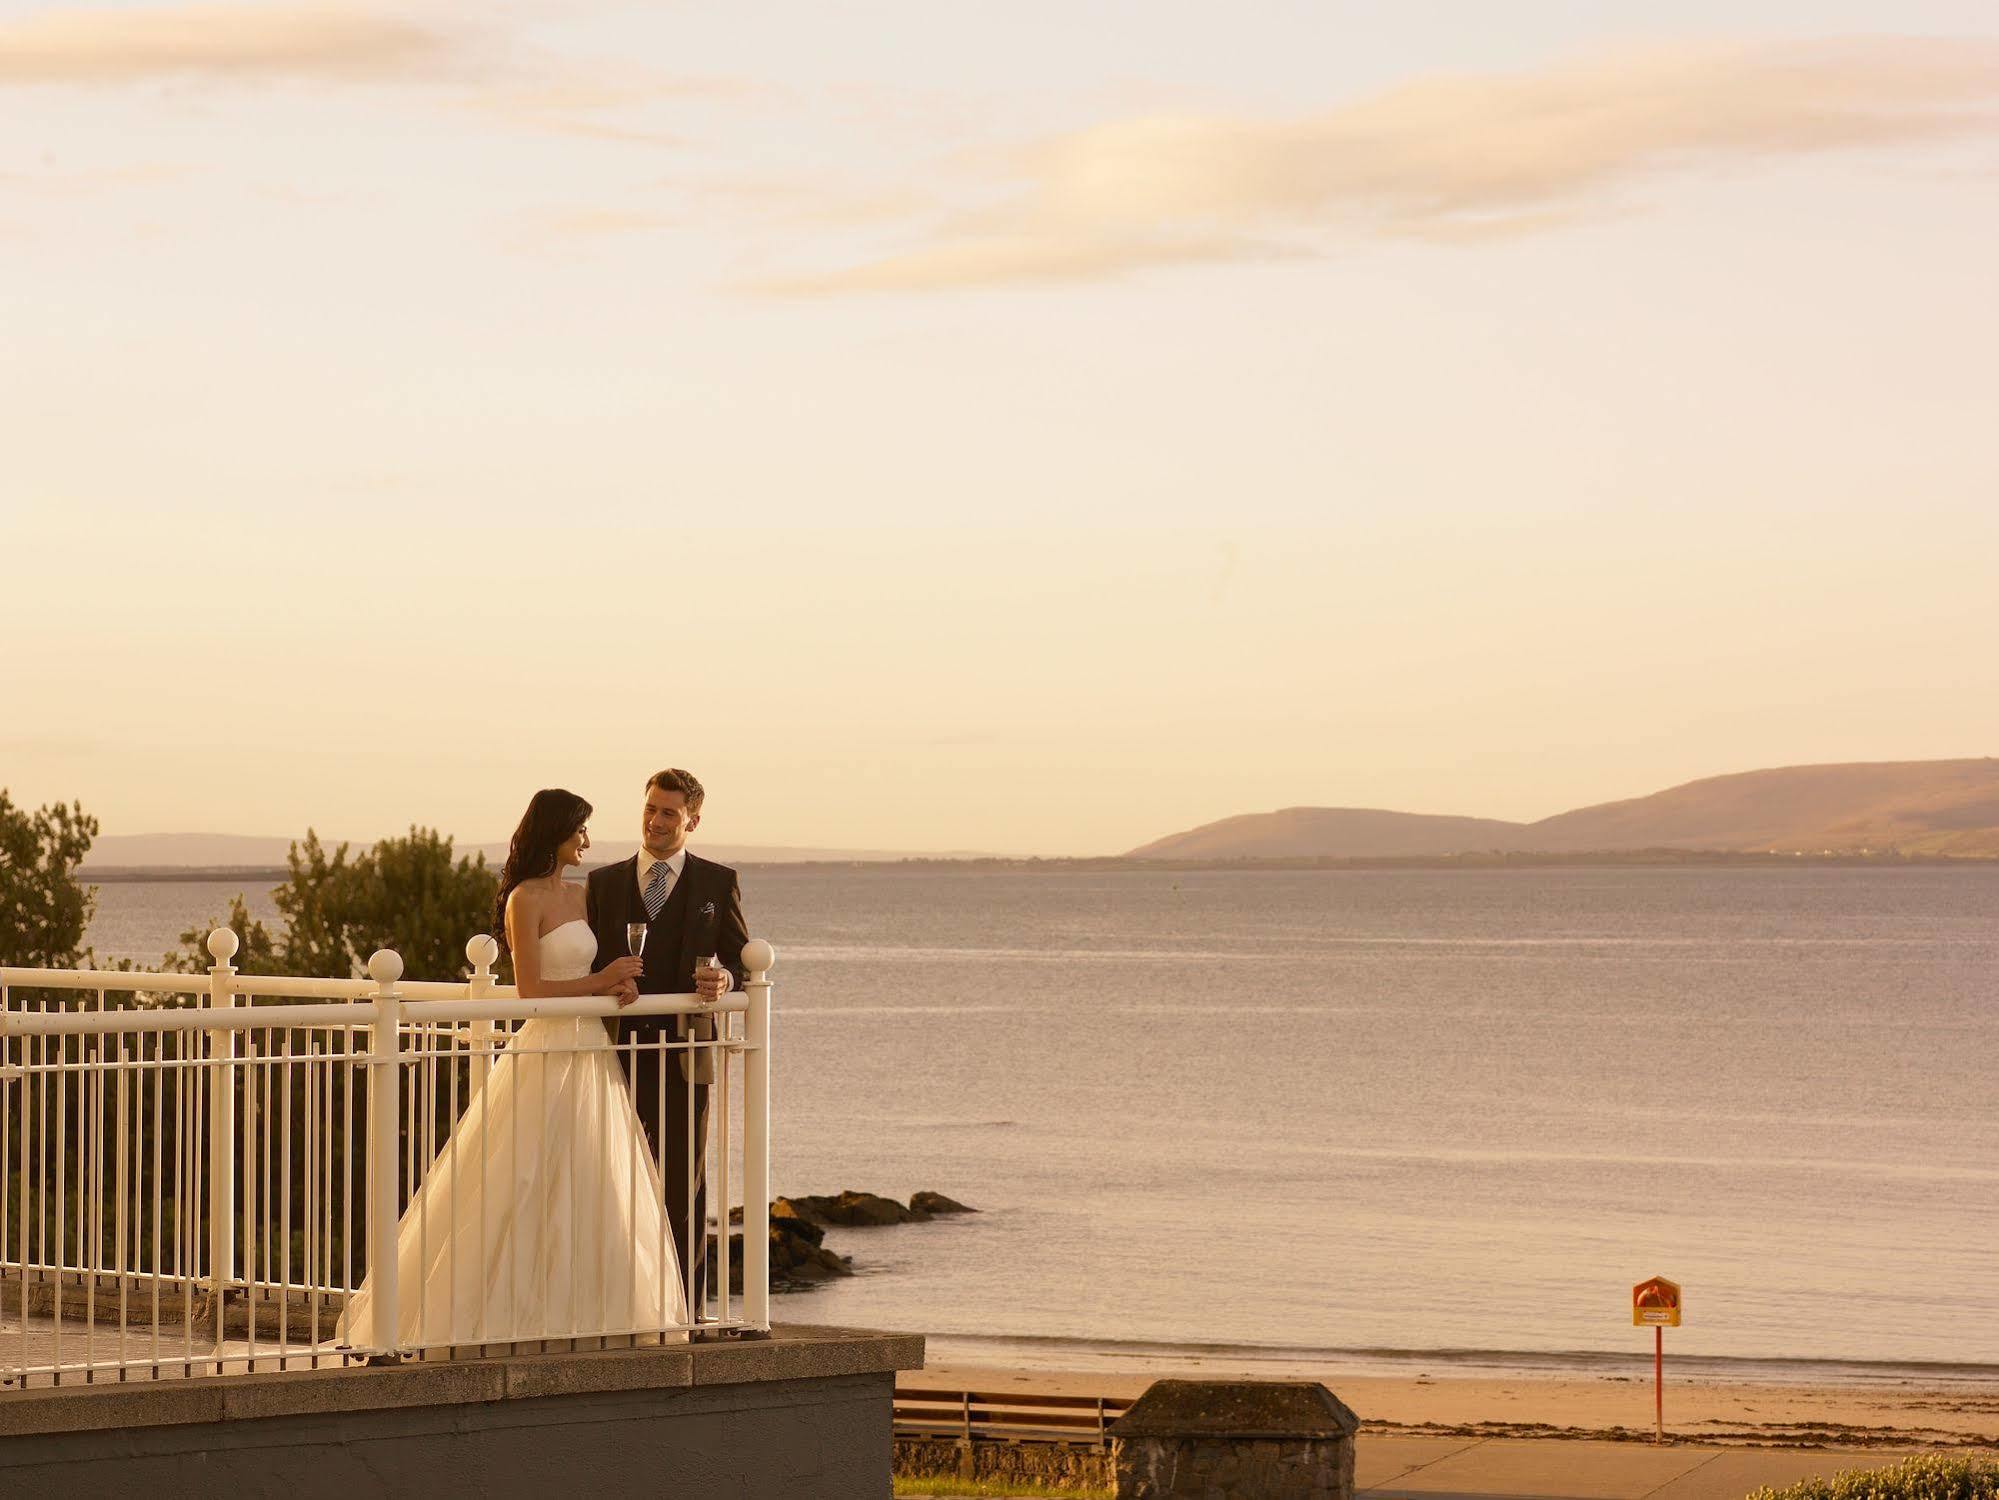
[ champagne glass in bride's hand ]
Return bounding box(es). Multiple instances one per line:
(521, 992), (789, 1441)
(694, 953), (725, 1003)
(625, 922), (648, 959)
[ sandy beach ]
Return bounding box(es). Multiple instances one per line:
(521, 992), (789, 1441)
(907, 1361), (1999, 1451)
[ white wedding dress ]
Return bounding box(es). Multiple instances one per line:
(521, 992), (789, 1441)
(340, 920), (687, 1349)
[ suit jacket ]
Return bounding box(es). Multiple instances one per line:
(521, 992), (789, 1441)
(584, 851), (750, 1027)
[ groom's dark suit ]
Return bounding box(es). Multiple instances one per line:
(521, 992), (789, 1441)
(584, 850), (749, 1314)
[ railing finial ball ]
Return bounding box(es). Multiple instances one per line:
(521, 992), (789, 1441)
(741, 938), (775, 974)
(367, 949), (405, 986)
(206, 927), (239, 963)
(466, 934), (500, 969)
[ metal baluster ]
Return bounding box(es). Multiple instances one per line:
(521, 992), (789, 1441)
(622, 1022), (637, 1342)
(711, 1004), (727, 1336)
(86, 1005), (100, 1379)
(568, 1022), (580, 1343)
(279, 1028), (293, 1362)
(365, 951), (403, 1360)
(310, 1038), (323, 1364)
(466, 937), (496, 1352)
(421, 1016), (436, 1354)
(342, 1023), (354, 1304)
(177, 1029), (192, 1374)
(53, 1020), (67, 1382)
(655, 1030), (668, 1329)
(596, 1019), (608, 1342)
(115, 1028), (130, 1376)
(684, 1019), (696, 1333)
(150, 1033), (163, 1376)
(205, 930), (237, 1359)
(3, 984), (20, 1391)
(741, 940), (775, 1332)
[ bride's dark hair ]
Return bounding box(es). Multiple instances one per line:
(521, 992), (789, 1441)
(493, 789), (592, 954)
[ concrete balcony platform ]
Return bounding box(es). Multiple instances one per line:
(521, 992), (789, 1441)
(0, 1322), (923, 1498)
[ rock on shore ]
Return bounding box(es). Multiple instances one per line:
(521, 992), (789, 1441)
(781, 1189), (978, 1227)
(723, 1189), (976, 1292)
(723, 1200), (853, 1290)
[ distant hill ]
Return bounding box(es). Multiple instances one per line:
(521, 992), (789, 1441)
(81, 833), (991, 873)
(1521, 760), (1999, 856)
(1128, 759), (1999, 860)
(1128, 808), (1527, 861)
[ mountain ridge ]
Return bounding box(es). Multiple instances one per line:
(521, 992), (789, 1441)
(1128, 758), (1999, 860)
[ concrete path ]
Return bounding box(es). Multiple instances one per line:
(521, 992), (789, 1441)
(1356, 1434), (1960, 1498)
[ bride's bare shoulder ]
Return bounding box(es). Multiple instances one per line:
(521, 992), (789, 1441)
(504, 882), (544, 929)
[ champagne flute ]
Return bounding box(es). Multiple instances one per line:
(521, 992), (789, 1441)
(625, 922), (648, 959)
(694, 953), (723, 1001)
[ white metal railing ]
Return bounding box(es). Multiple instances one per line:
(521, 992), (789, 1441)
(0, 930), (774, 1386)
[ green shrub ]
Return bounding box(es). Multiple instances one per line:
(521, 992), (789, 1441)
(1746, 1453), (1999, 1500)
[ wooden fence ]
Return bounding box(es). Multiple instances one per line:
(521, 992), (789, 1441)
(894, 1385), (1134, 1448)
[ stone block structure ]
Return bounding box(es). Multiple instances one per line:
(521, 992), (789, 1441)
(1109, 1379), (1359, 1499)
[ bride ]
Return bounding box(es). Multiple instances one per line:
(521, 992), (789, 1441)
(341, 789), (689, 1350)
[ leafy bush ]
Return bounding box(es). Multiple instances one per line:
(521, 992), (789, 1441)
(0, 790), (97, 967)
(165, 827), (499, 981)
(1747, 1453), (1999, 1500)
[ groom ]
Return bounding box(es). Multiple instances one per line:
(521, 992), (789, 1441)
(584, 767), (749, 1320)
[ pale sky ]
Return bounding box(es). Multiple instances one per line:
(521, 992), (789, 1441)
(4, 1), (1997, 855)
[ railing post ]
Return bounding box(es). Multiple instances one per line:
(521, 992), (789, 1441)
(739, 938), (775, 1333)
(205, 928), (238, 1335)
(365, 949), (404, 1357)
(463, 936), (500, 1097)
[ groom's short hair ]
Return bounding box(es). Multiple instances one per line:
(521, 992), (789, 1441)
(646, 767), (705, 812)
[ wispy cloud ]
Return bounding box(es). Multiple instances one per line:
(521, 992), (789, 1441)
(0, 3), (747, 145)
(512, 205), (677, 249)
(0, 3), (450, 84)
(0, 162), (191, 195)
(765, 37), (1999, 295)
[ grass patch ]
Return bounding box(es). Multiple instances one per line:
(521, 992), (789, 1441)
(891, 1478), (1114, 1499)
(1746, 1453), (1999, 1499)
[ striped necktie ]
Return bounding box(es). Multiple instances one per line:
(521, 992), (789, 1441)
(643, 861), (670, 921)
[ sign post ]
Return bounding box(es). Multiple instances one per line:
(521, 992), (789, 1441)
(1631, 1276), (1682, 1443)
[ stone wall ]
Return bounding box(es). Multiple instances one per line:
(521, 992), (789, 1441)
(896, 1436), (1112, 1491)
(1113, 1434), (1352, 1498)
(0, 1324), (922, 1500)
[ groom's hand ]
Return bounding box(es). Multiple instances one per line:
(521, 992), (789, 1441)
(613, 979), (640, 1008)
(694, 966), (731, 1003)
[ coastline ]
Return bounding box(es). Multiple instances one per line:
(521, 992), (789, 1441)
(73, 850), (1999, 882)
(916, 1334), (1999, 1389)
(908, 1356), (1999, 1450)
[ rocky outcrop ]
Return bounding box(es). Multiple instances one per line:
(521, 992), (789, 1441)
(725, 1189), (976, 1292)
(782, 1191), (918, 1226)
(723, 1202), (853, 1290)
(780, 1189), (977, 1227)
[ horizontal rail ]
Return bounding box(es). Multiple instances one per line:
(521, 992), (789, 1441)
(894, 1388), (1133, 1449)
(0, 969), (209, 994)
(2, 992), (745, 1036)
(400, 992), (744, 1022)
(899, 1388), (1133, 1413)
(0, 973), (665, 1003)
(4, 1002), (377, 1035)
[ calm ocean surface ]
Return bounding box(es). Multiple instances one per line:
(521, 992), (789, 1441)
(84, 867), (1999, 1374)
